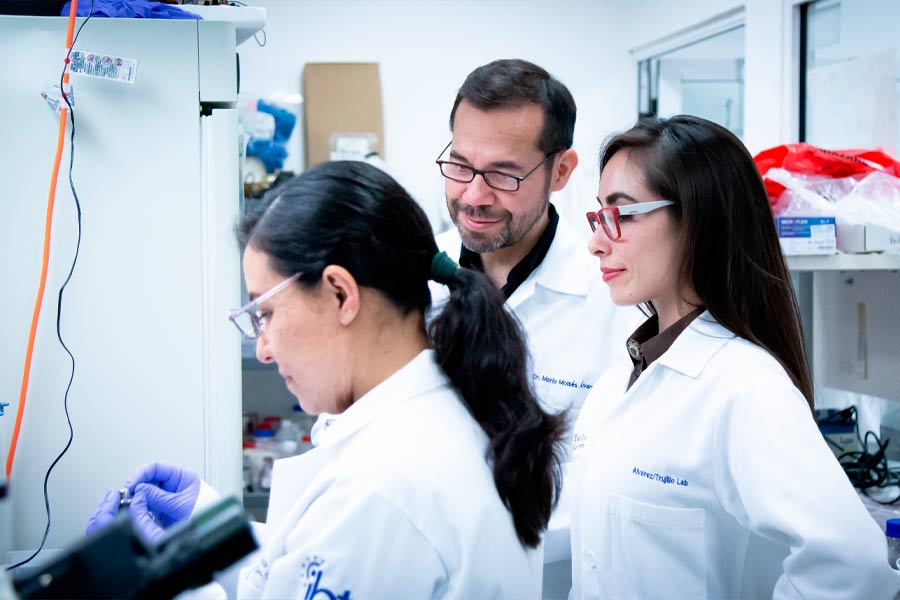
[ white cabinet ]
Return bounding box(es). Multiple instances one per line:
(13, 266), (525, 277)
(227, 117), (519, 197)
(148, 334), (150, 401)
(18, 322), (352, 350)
(788, 255), (900, 403)
(0, 16), (243, 555)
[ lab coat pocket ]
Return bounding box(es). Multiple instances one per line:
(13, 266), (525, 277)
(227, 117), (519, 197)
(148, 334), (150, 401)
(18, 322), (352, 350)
(609, 494), (706, 600)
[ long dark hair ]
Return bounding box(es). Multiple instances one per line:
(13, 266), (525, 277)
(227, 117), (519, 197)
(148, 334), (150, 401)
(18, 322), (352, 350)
(599, 116), (813, 408)
(238, 161), (563, 547)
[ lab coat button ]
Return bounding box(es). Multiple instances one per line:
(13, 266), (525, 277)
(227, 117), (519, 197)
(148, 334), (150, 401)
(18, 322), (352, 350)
(627, 338), (642, 360)
(584, 550), (596, 569)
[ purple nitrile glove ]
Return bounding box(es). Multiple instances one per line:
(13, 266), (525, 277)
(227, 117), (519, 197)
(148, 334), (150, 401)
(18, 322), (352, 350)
(85, 489), (120, 535)
(128, 484), (167, 544)
(125, 462), (200, 529)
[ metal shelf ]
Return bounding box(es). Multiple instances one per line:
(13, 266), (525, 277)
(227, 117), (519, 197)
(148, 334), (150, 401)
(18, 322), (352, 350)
(787, 253), (900, 272)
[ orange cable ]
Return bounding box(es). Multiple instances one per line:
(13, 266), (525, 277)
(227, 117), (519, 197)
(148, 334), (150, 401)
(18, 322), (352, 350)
(5, 0), (79, 481)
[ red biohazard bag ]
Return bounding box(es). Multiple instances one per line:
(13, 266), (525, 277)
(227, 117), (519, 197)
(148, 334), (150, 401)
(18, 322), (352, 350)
(754, 143), (900, 206)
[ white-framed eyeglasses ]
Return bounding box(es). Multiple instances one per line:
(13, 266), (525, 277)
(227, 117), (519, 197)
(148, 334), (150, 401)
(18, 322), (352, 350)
(228, 273), (301, 339)
(586, 199), (675, 241)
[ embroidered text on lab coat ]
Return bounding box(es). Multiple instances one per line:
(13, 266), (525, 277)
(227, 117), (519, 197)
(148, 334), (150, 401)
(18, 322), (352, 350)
(631, 466), (689, 487)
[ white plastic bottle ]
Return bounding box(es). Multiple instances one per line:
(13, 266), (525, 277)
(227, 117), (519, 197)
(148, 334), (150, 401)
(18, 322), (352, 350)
(259, 456), (274, 492)
(253, 426), (277, 452)
(276, 419), (300, 457)
(887, 518), (900, 570)
(242, 452), (253, 493)
(252, 427), (278, 492)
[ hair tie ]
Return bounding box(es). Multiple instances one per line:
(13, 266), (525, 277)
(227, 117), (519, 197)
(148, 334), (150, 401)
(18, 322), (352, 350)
(430, 251), (459, 285)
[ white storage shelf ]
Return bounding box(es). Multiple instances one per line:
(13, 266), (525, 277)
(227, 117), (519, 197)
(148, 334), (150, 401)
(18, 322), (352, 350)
(178, 5), (266, 46)
(788, 252), (900, 404)
(787, 253), (900, 271)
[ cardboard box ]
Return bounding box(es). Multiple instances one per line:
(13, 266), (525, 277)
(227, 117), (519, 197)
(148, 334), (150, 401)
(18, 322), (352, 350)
(836, 223), (900, 254)
(302, 63), (384, 168)
(776, 216), (837, 255)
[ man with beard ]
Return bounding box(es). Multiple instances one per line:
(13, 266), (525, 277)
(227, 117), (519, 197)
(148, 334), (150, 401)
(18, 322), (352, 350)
(433, 59), (636, 430)
(431, 61), (640, 593)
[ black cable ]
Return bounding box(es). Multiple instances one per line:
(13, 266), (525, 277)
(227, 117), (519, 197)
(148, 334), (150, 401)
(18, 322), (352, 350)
(224, 1), (266, 46)
(825, 406), (900, 506)
(253, 28), (267, 47)
(6, 0), (92, 572)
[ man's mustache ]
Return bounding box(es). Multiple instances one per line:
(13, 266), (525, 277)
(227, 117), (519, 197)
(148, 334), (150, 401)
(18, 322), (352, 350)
(453, 203), (508, 221)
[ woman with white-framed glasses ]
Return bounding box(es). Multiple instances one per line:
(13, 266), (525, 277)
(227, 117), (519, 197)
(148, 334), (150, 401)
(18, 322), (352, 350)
(86, 161), (564, 598)
(567, 115), (900, 598)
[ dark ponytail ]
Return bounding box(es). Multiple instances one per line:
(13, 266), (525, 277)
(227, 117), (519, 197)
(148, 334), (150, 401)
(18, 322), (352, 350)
(429, 269), (564, 548)
(240, 161), (563, 548)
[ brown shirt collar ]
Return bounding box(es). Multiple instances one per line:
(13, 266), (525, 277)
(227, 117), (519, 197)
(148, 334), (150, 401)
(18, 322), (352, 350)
(626, 307), (706, 390)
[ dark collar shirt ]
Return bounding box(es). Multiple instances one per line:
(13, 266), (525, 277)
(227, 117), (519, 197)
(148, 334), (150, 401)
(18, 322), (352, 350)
(626, 307), (706, 391)
(458, 204), (560, 299)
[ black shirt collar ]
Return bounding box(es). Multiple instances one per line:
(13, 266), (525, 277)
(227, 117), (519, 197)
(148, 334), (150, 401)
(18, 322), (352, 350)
(458, 204), (560, 299)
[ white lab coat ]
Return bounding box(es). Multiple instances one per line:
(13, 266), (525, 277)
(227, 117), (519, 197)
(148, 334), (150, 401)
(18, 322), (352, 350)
(433, 217), (641, 585)
(433, 217), (640, 425)
(235, 350), (542, 599)
(568, 312), (900, 599)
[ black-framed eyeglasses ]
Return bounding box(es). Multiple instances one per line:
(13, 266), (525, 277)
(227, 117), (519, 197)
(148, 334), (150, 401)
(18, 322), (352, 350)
(435, 141), (558, 192)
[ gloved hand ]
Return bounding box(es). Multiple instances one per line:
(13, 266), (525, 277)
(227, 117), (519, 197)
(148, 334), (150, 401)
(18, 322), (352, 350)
(125, 462), (200, 542)
(85, 489), (120, 535)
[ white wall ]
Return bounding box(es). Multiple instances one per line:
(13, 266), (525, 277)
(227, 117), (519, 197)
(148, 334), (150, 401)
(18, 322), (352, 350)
(240, 0), (712, 232)
(236, 0), (794, 234)
(236, 1), (900, 402)
(233, 0), (661, 232)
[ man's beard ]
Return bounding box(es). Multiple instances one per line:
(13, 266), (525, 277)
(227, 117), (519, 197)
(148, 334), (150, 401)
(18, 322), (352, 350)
(447, 194), (549, 254)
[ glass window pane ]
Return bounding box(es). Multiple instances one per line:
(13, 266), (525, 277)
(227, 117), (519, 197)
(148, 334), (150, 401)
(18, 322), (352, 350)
(637, 26), (745, 140)
(803, 0), (899, 154)
(638, 59), (651, 116)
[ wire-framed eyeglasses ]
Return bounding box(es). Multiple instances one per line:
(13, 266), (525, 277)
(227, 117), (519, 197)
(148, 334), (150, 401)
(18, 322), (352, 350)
(435, 141), (558, 192)
(586, 199), (675, 241)
(228, 273), (301, 339)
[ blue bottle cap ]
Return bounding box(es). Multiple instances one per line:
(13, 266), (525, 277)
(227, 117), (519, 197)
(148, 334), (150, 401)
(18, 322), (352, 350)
(887, 518), (900, 538)
(254, 428), (275, 438)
